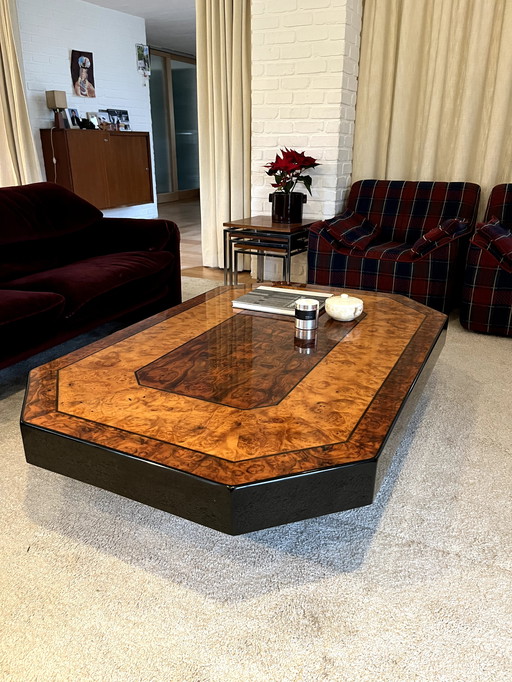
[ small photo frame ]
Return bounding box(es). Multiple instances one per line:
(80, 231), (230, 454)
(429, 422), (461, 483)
(107, 109), (131, 131)
(136, 44), (150, 76)
(95, 110), (114, 131)
(86, 112), (99, 128)
(66, 108), (81, 128)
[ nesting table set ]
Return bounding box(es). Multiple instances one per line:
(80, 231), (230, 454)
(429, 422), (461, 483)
(223, 215), (316, 284)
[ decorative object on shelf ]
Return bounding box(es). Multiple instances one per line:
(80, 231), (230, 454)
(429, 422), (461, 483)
(136, 44), (151, 77)
(325, 293), (364, 321)
(71, 50), (96, 98)
(65, 108), (80, 128)
(86, 112), (100, 129)
(79, 118), (96, 129)
(45, 90), (67, 129)
(107, 109), (131, 131)
(265, 148), (319, 223)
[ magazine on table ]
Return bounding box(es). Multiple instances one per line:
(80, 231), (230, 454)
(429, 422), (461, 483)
(232, 286), (333, 316)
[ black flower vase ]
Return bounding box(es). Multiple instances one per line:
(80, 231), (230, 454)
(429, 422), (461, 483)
(270, 192), (307, 223)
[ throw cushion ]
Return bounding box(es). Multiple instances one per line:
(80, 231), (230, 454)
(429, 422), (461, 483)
(5, 251), (174, 317)
(410, 218), (469, 258)
(324, 210), (380, 250)
(0, 182), (103, 246)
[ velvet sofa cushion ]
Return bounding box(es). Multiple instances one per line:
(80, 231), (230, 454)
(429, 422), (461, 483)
(0, 217), (177, 283)
(0, 289), (65, 328)
(0, 182), (103, 246)
(85, 218), (175, 254)
(323, 210), (380, 250)
(5, 251), (175, 317)
(0, 230), (92, 282)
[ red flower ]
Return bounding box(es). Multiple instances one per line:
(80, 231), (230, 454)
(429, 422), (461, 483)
(264, 148), (320, 194)
(264, 153), (296, 174)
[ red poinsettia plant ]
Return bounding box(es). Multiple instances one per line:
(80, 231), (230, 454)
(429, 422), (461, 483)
(264, 148), (320, 194)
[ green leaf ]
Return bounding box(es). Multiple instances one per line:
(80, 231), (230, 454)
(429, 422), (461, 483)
(301, 175), (313, 195)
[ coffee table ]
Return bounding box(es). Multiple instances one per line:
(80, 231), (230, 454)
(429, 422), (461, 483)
(21, 285), (447, 534)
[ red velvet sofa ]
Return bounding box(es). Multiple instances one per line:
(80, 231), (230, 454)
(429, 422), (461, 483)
(0, 182), (181, 369)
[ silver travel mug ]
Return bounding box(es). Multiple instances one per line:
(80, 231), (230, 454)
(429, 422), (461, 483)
(294, 298), (319, 331)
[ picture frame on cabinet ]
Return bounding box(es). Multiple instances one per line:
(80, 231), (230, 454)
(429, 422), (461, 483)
(86, 112), (99, 129)
(66, 108), (80, 128)
(107, 109), (131, 131)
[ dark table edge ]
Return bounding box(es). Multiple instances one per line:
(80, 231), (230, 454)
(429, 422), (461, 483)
(20, 320), (446, 535)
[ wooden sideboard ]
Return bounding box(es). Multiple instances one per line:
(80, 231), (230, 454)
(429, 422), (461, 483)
(40, 129), (154, 209)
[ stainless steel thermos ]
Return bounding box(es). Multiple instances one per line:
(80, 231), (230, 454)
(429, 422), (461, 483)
(294, 298), (319, 331)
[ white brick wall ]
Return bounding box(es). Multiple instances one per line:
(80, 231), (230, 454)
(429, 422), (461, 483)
(251, 0), (363, 280)
(16, 0), (157, 218)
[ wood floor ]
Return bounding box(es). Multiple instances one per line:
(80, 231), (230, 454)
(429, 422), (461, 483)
(158, 199), (253, 282)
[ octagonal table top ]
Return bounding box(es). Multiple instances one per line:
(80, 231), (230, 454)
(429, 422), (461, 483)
(22, 284), (447, 486)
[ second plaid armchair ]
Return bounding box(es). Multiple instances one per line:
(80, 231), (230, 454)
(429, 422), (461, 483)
(308, 180), (481, 312)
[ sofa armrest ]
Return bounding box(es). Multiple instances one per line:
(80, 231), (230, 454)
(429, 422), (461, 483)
(86, 217), (180, 254)
(472, 218), (512, 273)
(409, 218), (470, 259)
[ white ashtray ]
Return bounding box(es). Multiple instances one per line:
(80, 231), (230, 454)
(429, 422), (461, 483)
(325, 293), (364, 322)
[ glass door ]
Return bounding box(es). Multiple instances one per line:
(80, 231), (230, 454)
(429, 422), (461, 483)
(149, 51), (199, 202)
(171, 60), (199, 191)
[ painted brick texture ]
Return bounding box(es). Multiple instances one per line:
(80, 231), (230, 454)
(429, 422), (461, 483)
(251, 0), (363, 280)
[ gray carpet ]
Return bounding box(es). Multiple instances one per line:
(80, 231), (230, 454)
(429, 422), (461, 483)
(0, 278), (511, 681)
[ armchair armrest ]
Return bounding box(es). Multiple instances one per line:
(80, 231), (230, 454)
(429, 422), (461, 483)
(472, 218), (512, 273)
(409, 218), (470, 259)
(86, 217), (180, 254)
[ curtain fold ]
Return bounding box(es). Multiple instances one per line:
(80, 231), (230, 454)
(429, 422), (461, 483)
(353, 0), (512, 207)
(196, 0), (251, 268)
(0, 0), (41, 186)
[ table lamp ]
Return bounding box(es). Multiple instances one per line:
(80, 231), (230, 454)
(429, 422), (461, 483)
(45, 90), (67, 129)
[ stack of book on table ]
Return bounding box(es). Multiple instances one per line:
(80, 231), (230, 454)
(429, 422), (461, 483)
(232, 286), (332, 316)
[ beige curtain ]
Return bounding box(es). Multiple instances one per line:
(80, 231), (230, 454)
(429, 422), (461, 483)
(353, 0), (512, 207)
(0, 0), (41, 186)
(196, 0), (251, 268)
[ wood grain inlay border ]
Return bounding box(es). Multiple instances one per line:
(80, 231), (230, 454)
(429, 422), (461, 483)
(22, 285), (447, 485)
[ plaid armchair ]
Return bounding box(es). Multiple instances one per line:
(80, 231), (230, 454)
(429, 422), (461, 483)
(460, 184), (512, 336)
(308, 180), (481, 312)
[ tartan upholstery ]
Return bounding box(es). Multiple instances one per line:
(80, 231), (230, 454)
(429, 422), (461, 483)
(410, 218), (468, 258)
(460, 184), (512, 336)
(308, 180), (481, 312)
(347, 180), (480, 243)
(323, 210), (380, 250)
(472, 218), (512, 273)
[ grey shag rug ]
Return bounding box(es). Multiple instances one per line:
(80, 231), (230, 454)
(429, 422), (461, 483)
(0, 278), (510, 681)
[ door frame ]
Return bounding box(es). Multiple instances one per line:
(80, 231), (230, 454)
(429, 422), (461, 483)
(150, 49), (199, 203)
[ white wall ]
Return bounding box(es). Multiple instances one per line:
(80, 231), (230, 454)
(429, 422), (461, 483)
(15, 0), (157, 218)
(251, 0), (363, 281)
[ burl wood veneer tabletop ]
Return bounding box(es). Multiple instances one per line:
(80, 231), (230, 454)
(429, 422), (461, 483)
(23, 285), (446, 486)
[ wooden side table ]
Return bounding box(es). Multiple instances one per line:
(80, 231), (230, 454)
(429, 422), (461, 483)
(223, 215), (318, 285)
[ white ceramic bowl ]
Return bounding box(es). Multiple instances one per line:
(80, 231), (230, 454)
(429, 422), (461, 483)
(325, 293), (364, 321)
